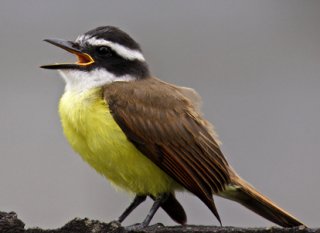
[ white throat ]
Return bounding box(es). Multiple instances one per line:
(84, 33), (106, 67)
(58, 69), (136, 92)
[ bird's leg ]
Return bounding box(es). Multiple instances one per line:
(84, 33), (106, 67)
(118, 195), (147, 223)
(126, 193), (169, 230)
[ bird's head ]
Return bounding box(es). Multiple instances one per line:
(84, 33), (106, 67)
(41, 26), (150, 91)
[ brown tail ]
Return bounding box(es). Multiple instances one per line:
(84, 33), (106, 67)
(149, 193), (187, 225)
(220, 175), (305, 227)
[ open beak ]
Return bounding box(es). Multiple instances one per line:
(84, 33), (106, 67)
(40, 38), (94, 69)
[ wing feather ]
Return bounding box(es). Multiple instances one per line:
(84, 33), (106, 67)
(104, 78), (231, 222)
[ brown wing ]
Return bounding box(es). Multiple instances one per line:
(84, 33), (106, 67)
(104, 77), (231, 223)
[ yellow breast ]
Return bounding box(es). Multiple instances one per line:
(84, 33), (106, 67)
(58, 88), (178, 195)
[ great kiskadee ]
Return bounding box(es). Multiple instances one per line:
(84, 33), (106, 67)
(41, 26), (304, 229)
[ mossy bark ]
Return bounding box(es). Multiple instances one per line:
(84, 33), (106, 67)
(0, 211), (318, 233)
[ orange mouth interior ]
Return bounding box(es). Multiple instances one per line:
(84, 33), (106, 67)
(75, 53), (95, 66)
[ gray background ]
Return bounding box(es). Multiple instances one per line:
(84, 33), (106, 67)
(0, 0), (319, 229)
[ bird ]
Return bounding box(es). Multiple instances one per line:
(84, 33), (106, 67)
(41, 26), (304, 229)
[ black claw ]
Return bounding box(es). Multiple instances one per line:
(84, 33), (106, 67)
(106, 220), (124, 233)
(118, 195), (147, 223)
(125, 223), (164, 232)
(125, 223), (145, 231)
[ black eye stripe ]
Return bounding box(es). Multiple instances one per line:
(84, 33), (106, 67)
(96, 46), (113, 57)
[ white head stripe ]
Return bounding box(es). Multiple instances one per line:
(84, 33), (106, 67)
(76, 35), (88, 43)
(76, 35), (145, 62)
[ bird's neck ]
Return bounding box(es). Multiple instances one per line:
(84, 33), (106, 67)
(58, 69), (136, 92)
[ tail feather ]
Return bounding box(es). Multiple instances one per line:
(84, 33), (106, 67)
(221, 176), (305, 227)
(149, 193), (187, 225)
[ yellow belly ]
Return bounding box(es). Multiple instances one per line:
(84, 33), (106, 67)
(59, 88), (178, 195)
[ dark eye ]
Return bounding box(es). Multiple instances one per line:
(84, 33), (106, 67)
(96, 46), (112, 57)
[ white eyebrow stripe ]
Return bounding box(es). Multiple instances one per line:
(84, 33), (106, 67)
(76, 35), (91, 44)
(86, 37), (145, 61)
(76, 35), (84, 42)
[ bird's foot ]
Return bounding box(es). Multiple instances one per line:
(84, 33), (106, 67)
(106, 220), (124, 233)
(125, 223), (145, 231)
(125, 223), (164, 231)
(109, 220), (122, 226)
(148, 223), (164, 229)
